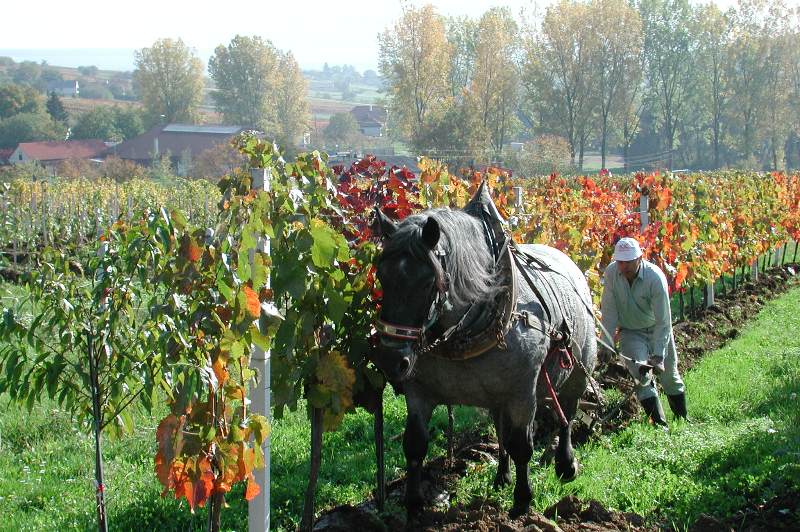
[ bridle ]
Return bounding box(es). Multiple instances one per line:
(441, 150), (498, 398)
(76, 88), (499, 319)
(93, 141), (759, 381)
(375, 248), (450, 344)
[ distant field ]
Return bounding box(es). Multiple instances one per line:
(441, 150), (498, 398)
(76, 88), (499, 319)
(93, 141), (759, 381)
(60, 97), (139, 114)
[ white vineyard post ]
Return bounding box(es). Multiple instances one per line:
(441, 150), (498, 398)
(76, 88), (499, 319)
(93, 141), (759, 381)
(249, 167), (271, 532)
(638, 190), (649, 232)
(41, 181), (49, 247)
(773, 245), (783, 267)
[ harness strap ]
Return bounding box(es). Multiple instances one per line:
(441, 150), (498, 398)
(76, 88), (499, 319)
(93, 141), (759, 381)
(543, 343), (575, 428)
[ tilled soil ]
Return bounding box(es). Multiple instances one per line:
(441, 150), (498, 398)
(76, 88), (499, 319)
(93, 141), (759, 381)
(316, 264), (800, 532)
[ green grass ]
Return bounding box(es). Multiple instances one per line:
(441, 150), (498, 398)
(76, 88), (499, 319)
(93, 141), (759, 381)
(0, 283), (798, 530)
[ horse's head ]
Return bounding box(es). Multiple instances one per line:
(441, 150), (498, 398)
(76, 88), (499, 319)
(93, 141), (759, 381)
(372, 209), (448, 382)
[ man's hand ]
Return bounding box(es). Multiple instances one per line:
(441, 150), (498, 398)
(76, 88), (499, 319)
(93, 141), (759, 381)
(645, 355), (665, 375)
(598, 345), (616, 363)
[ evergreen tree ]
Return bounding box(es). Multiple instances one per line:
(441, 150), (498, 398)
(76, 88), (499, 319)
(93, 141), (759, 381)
(46, 92), (68, 123)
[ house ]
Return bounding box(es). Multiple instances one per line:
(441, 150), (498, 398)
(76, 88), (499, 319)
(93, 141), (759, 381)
(350, 105), (388, 137)
(10, 140), (106, 167)
(46, 80), (80, 98)
(106, 123), (246, 175)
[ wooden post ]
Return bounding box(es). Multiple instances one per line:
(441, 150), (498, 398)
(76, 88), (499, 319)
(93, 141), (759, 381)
(249, 168), (271, 532)
(751, 258), (759, 282)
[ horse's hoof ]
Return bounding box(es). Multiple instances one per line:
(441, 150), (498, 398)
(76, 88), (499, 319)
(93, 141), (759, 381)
(556, 458), (580, 482)
(508, 503), (530, 519)
(493, 472), (512, 490)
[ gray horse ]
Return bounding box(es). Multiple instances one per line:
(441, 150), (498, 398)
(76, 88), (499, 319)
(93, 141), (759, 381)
(373, 205), (597, 519)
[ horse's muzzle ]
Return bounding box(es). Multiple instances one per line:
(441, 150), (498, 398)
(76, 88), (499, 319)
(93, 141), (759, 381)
(374, 337), (416, 382)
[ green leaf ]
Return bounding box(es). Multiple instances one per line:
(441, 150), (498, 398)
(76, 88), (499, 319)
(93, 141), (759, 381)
(217, 277), (235, 303)
(250, 327), (272, 351)
(230, 340), (245, 359)
(310, 218), (337, 268)
(326, 290), (348, 324)
(251, 254), (268, 292)
(248, 415), (271, 446)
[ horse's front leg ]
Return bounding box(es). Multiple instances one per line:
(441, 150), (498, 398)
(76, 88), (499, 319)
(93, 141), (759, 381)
(403, 395), (434, 517)
(490, 409), (512, 489)
(501, 408), (535, 519)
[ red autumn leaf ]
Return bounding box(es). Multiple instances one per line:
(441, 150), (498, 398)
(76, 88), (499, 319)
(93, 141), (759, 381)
(212, 356), (229, 386)
(243, 285), (261, 318)
(187, 241), (202, 262)
(245, 472), (261, 501)
(674, 263), (689, 287)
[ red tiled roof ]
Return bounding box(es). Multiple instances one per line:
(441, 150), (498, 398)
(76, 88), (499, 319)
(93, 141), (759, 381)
(18, 140), (106, 161)
(0, 148), (13, 164)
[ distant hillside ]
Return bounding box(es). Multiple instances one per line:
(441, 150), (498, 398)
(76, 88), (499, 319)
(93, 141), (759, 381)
(1, 58), (383, 124)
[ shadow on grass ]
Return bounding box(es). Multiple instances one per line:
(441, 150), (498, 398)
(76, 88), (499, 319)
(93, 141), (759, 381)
(661, 372), (800, 526)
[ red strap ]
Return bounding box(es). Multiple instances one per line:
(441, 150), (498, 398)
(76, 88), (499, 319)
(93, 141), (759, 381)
(543, 345), (575, 428)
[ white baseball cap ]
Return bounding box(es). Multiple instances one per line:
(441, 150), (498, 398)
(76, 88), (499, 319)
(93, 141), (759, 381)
(613, 237), (643, 261)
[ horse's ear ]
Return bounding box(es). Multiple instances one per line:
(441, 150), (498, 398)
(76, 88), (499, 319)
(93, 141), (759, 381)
(421, 217), (440, 249)
(374, 208), (397, 238)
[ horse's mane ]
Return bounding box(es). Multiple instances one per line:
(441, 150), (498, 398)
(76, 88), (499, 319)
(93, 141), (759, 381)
(381, 209), (500, 308)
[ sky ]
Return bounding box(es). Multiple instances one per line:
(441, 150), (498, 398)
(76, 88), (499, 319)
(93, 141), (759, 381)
(1, 0), (740, 73)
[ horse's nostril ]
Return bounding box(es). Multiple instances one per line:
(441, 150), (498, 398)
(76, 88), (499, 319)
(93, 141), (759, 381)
(397, 357), (411, 375)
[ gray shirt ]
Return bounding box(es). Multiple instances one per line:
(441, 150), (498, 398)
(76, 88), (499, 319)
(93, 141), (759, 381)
(600, 259), (672, 359)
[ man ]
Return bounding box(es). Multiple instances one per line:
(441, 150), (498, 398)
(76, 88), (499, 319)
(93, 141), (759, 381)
(600, 237), (687, 427)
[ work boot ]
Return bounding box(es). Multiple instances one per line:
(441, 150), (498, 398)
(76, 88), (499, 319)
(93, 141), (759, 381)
(667, 393), (688, 420)
(640, 396), (669, 428)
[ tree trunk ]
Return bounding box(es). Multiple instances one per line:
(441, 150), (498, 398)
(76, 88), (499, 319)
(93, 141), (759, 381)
(300, 407), (324, 531)
(623, 142), (630, 173)
(601, 114), (608, 170)
(207, 492), (224, 532)
(87, 333), (109, 532)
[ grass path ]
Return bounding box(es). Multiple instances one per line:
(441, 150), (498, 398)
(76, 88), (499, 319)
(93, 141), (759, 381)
(0, 285), (798, 530)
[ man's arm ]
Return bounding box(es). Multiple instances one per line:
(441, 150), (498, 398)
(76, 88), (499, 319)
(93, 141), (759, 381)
(600, 266), (619, 348)
(650, 268), (673, 360)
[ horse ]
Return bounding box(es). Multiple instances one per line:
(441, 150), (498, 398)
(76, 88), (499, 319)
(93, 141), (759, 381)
(372, 199), (598, 519)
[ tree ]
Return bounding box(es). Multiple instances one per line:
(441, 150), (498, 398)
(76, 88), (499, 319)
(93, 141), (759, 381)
(693, 3), (731, 168)
(11, 60), (42, 87)
(639, 0), (697, 170)
(378, 4), (452, 144)
(208, 35), (280, 129)
(71, 106), (121, 141)
(510, 134), (572, 177)
(445, 16), (479, 100)
(46, 92), (69, 123)
(0, 112), (67, 148)
(0, 83), (43, 119)
(324, 112), (360, 147)
(133, 38), (205, 124)
(524, 0), (596, 169)
(113, 106), (145, 140)
(468, 7), (521, 161)
(78, 65), (99, 77)
(587, 0), (643, 169)
(273, 51), (310, 149)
